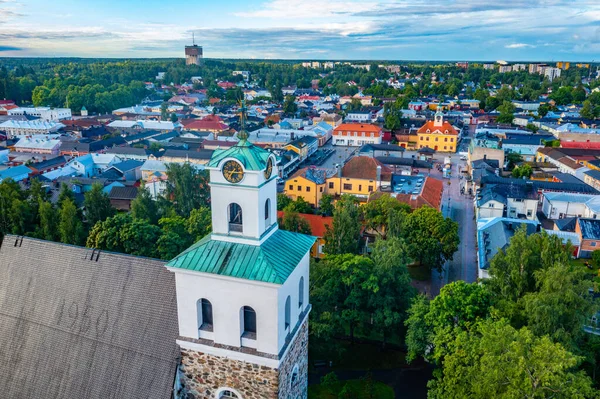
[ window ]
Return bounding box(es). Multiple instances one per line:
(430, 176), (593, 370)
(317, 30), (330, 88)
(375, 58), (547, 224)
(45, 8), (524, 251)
(217, 389), (241, 399)
(242, 306), (257, 337)
(319, 186), (323, 193)
(435, 137), (438, 142)
(343, 183), (352, 190)
(358, 185), (362, 191)
(285, 296), (291, 329)
(593, 242), (597, 247)
(329, 182), (334, 189)
(444, 146), (447, 150)
(489, 203), (495, 208)
(264, 198), (271, 223)
(297, 185), (302, 191)
(299, 277), (304, 308)
(450, 138), (454, 142)
(290, 364), (299, 388)
(197, 298), (213, 332)
(228, 203), (243, 233)
(306, 186), (311, 192)
(368, 186), (374, 192)
(288, 184), (293, 190)
(444, 137), (448, 142)
(426, 137), (430, 141)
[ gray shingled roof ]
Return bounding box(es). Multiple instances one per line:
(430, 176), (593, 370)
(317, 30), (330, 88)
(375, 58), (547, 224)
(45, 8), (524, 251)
(0, 235), (180, 399)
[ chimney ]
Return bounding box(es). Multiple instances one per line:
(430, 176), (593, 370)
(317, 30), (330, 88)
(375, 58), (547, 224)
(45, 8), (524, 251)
(337, 164), (342, 178)
(376, 165), (382, 184)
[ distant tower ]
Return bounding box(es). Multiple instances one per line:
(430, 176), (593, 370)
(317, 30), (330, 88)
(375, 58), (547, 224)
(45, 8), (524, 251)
(434, 106), (444, 127)
(185, 33), (203, 66)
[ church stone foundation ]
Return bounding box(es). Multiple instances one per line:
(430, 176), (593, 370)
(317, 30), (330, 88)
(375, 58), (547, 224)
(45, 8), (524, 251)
(179, 320), (308, 399)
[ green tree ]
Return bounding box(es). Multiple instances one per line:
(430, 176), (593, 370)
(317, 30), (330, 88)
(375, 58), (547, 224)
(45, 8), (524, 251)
(362, 195), (410, 239)
(170, 112), (178, 122)
(401, 206), (459, 271)
(156, 216), (193, 260)
(58, 198), (85, 245)
(405, 281), (492, 363)
(551, 86), (574, 106)
(36, 200), (58, 241)
(323, 195), (362, 255)
(581, 100), (597, 119)
(538, 103), (550, 117)
(368, 237), (415, 346)
(120, 219), (162, 258)
(131, 187), (158, 224)
(56, 183), (76, 209)
(186, 206), (211, 241)
(317, 193), (335, 216)
(496, 100), (516, 124)
(311, 254), (376, 343)
(83, 183), (114, 227)
(165, 163), (210, 217)
(277, 193), (292, 211)
(511, 163), (533, 178)
(86, 213), (131, 252)
(160, 102), (168, 120)
(428, 320), (596, 399)
(285, 197), (313, 214)
(283, 95), (297, 116)
(278, 207), (312, 235)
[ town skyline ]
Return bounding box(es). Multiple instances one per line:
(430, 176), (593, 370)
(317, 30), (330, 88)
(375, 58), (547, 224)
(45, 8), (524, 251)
(1, 0), (599, 61)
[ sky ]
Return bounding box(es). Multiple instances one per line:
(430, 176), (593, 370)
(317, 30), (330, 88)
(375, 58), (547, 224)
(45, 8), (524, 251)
(0, 0), (599, 61)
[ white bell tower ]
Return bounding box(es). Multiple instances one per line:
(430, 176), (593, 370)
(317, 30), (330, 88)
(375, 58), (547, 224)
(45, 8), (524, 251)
(165, 110), (314, 399)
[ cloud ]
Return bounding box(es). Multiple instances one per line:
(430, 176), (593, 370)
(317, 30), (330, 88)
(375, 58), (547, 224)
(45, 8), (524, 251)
(235, 0), (379, 19)
(0, 45), (20, 51)
(0, 28), (120, 41)
(505, 43), (535, 49)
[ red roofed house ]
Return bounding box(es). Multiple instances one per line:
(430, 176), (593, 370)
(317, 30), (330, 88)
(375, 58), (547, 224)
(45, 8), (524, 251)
(332, 123), (383, 146)
(416, 109), (459, 152)
(217, 81), (237, 89)
(277, 211), (332, 258)
(183, 117), (229, 135)
(369, 175), (444, 211)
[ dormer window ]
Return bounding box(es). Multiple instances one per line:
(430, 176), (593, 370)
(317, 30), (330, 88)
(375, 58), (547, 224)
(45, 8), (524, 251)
(426, 129), (430, 133)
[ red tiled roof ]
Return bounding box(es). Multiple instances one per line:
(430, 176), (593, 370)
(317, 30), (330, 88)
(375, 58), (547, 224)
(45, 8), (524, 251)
(334, 123), (382, 136)
(0, 100), (15, 106)
(417, 120), (458, 135)
(2, 104), (18, 110)
(561, 141), (600, 150)
(340, 156), (392, 181)
(184, 120), (228, 131)
(277, 211), (332, 237)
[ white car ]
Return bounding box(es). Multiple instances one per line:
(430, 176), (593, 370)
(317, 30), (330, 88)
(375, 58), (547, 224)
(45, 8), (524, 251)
(460, 155), (467, 161)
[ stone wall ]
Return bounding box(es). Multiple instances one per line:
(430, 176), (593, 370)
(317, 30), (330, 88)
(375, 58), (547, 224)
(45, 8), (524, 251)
(278, 319), (309, 399)
(179, 350), (279, 399)
(178, 319), (309, 399)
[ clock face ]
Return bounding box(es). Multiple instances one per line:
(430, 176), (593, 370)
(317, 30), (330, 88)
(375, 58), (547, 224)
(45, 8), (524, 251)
(264, 157), (273, 180)
(222, 160), (244, 183)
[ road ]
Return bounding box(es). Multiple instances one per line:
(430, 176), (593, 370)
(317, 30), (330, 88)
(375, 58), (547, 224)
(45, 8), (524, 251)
(429, 127), (478, 296)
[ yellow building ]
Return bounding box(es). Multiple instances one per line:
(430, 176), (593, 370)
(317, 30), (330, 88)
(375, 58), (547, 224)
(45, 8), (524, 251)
(284, 167), (328, 207)
(416, 110), (459, 153)
(576, 63), (590, 69)
(284, 156), (393, 206)
(556, 61), (570, 70)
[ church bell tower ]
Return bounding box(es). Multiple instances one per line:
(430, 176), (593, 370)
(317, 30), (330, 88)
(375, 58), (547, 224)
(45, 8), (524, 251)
(166, 104), (314, 399)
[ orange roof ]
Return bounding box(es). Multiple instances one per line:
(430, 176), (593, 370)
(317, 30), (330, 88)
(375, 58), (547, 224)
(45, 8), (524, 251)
(334, 123), (381, 133)
(341, 156), (392, 181)
(395, 177), (443, 210)
(417, 120), (458, 135)
(277, 211), (332, 237)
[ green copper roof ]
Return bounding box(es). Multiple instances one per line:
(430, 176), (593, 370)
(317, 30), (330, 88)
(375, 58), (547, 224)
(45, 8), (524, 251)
(207, 139), (271, 171)
(166, 229), (315, 284)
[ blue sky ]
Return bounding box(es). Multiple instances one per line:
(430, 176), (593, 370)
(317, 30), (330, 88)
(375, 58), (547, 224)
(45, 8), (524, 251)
(1, 0), (599, 60)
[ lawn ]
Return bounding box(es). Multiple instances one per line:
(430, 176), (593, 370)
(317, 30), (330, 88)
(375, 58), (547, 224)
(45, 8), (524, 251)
(308, 379), (394, 399)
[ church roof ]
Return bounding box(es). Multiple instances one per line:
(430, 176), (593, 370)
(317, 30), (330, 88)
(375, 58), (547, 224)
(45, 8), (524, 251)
(0, 235), (179, 399)
(206, 139), (271, 171)
(166, 229), (315, 284)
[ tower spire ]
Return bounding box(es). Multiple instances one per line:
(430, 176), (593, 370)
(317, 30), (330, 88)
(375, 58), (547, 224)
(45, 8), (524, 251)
(237, 99), (249, 141)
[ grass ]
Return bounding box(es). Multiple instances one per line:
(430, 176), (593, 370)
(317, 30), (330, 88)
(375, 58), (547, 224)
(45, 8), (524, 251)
(308, 379), (395, 399)
(407, 263), (430, 281)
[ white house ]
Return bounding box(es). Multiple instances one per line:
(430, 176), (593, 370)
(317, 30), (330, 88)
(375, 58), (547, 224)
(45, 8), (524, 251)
(7, 106), (71, 121)
(541, 192), (600, 220)
(164, 135), (314, 398)
(0, 120), (64, 138)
